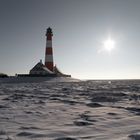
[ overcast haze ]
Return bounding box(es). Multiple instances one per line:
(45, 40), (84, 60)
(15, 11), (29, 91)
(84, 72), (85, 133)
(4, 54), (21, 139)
(0, 0), (140, 79)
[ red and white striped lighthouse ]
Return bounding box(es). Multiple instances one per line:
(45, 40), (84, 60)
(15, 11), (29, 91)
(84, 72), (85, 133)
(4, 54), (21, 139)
(45, 27), (54, 72)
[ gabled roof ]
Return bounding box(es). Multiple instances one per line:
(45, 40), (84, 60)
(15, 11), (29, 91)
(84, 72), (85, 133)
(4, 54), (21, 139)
(54, 65), (63, 75)
(30, 62), (54, 74)
(54, 65), (71, 77)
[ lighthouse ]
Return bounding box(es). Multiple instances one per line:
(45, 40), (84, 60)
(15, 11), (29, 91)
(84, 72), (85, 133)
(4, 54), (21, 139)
(45, 27), (54, 72)
(28, 27), (71, 77)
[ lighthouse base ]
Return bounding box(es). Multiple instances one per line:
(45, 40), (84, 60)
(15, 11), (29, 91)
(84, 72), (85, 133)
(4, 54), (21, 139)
(0, 76), (79, 84)
(27, 61), (71, 78)
(17, 73), (71, 77)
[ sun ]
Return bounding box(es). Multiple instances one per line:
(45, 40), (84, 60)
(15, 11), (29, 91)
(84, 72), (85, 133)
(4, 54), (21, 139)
(103, 38), (115, 52)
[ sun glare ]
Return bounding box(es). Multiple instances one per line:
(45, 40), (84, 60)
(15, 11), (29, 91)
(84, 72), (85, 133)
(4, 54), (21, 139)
(103, 38), (115, 52)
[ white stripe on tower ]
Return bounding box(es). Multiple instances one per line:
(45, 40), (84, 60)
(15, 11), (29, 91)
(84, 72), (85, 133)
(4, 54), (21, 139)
(46, 41), (52, 48)
(45, 27), (54, 72)
(45, 55), (53, 62)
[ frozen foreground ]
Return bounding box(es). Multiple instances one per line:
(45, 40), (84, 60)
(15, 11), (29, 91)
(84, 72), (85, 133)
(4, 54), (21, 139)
(0, 78), (140, 140)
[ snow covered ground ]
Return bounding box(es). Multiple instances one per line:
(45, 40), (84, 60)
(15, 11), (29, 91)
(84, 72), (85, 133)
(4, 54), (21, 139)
(0, 78), (140, 140)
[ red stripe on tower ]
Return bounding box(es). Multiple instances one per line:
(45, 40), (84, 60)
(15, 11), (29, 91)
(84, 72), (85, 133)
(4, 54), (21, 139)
(45, 27), (54, 72)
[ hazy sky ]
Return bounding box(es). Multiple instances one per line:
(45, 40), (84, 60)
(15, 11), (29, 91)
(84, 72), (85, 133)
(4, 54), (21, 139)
(0, 0), (140, 79)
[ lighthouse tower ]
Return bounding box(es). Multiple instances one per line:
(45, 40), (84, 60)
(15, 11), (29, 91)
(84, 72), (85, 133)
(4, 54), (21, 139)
(45, 27), (54, 72)
(28, 27), (71, 77)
